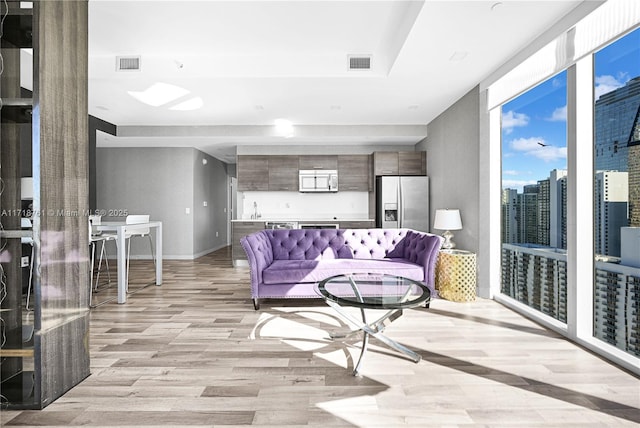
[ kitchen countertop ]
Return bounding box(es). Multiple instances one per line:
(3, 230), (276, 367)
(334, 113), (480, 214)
(231, 218), (375, 222)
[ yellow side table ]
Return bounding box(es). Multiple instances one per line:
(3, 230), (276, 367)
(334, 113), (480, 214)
(436, 250), (477, 302)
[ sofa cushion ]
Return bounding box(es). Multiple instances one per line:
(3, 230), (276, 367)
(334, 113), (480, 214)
(265, 228), (412, 261)
(262, 258), (424, 285)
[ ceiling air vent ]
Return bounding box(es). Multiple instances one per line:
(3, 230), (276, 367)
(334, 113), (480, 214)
(348, 55), (371, 70)
(116, 56), (141, 71)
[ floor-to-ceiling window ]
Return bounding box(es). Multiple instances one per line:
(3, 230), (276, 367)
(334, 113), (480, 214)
(592, 27), (640, 358)
(500, 72), (568, 323)
(491, 1), (640, 374)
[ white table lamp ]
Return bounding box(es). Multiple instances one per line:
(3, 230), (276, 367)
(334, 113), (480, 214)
(434, 209), (462, 250)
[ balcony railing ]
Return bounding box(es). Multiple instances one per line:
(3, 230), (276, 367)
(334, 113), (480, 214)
(501, 244), (640, 358)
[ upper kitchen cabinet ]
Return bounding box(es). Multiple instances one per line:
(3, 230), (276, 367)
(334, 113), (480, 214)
(373, 151), (426, 176)
(398, 151), (426, 175)
(373, 152), (398, 176)
(338, 155), (372, 191)
(268, 155), (299, 191)
(237, 155), (269, 191)
(298, 155), (337, 170)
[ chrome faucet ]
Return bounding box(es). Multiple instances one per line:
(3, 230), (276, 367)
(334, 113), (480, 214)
(251, 201), (260, 219)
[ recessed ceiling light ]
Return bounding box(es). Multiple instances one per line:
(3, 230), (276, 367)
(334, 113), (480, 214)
(491, 2), (503, 11)
(274, 119), (294, 138)
(254, 105), (264, 110)
(96, 105), (109, 111)
(408, 105), (419, 110)
(330, 105), (341, 110)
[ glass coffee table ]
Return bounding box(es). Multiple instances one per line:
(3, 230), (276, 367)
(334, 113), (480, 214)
(317, 273), (430, 376)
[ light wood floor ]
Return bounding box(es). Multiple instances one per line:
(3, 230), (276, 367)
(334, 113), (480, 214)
(3, 247), (639, 427)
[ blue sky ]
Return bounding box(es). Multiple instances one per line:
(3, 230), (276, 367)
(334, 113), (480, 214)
(502, 27), (640, 191)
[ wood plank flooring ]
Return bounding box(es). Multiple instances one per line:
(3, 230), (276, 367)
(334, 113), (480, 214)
(2, 246), (639, 427)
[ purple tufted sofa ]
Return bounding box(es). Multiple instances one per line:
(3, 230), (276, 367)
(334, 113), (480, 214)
(240, 228), (443, 309)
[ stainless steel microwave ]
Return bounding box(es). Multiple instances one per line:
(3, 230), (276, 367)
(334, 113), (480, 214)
(298, 170), (338, 192)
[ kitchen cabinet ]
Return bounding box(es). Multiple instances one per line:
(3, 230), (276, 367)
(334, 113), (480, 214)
(338, 155), (372, 191)
(373, 151), (426, 176)
(268, 155), (299, 191)
(399, 151), (426, 175)
(373, 152), (399, 176)
(298, 155), (337, 170)
(232, 221), (265, 264)
(237, 155), (269, 191)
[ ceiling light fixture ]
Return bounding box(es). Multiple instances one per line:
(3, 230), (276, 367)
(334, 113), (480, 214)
(128, 82), (190, 107)
(274, 119), (294, 138)
(491, 2), (503, 12)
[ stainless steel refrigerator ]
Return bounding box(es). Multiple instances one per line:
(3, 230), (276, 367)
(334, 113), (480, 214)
(376, 176), (429, 232)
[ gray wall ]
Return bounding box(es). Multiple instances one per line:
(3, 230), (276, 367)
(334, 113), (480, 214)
(417, 86), (480, 254)
(97, 147), (230, 259)
(193, 151), (230, 256)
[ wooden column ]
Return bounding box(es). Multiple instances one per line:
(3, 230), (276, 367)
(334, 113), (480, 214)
(31, 0), (91, 408)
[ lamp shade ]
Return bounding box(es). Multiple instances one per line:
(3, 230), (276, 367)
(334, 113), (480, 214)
(433, 209), (462, 231)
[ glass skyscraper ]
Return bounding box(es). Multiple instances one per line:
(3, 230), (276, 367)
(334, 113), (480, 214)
(594, 76), (640, 173)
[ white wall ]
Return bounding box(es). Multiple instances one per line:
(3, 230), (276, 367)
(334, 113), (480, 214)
(193, 151), (231, 257)
(239, 191), (370, 220)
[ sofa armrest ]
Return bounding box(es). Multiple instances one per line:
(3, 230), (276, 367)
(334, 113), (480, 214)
(403, 231), (444, 293)
(240, 230), (274, 297)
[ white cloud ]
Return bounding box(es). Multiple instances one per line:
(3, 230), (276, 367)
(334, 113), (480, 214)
(547, 105), (567, 122)
(502, 110), (529, 133)
(511, 137), (544, 151)
(509, 137), (567, 162)
(535, 146), (567, 162)
(502, 179), (538, 189)
(595, 73), (629, 99)
(503, 170), (520, 176)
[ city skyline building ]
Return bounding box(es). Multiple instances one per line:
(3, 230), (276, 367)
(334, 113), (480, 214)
(630, 144), (640, 226)
(537, 179), (550, 246)
(520, 185), (539, 244)
(501, 188), (518, 244)
(501, 169), (566, 249)
(594, 171), (629, 257)
(549, 169), (567, 249)
(594, 76), (640, 173)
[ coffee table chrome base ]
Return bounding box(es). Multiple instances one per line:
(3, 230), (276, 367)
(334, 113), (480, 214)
(324, 300), (421, 375)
